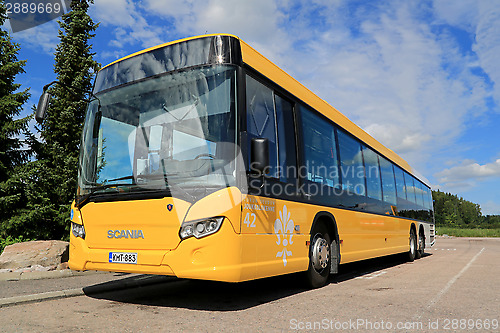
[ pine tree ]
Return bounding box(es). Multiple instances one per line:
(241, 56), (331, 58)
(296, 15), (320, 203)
(8, 0), (100, 241)
(41, 0), (100, 154)
(0, 2), (30, 181)
(0, 1), (31, 236)
(36, 0), (100, 239)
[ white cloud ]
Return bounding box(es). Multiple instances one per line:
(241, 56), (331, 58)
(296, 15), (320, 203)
(92, 0), (164, 51)
(481, 200), (500, 215)
(433, 0), (500, 105)
(101, 50), (127, 61)
(144, 0), (290, 62)
(269, 0), (491, 175)
(144, 0), (194, 17)
(473, 1), (500, 105)
(10, 20), (59, 54)
(433, 181), (477, 194)
(435, 159), (500, 184)
(433, 0), (479, 32)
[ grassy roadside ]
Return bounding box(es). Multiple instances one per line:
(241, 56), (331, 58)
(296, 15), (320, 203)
(436, 226), (500, 237)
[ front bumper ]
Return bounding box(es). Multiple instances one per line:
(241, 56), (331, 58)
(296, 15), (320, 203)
(68, 218), (247, 282)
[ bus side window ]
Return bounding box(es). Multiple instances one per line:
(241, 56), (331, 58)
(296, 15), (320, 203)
(379, 155), (397, 205)
(427, 187), (434, 210)
(275, 94), (297, 183)
(299, 105), (340, 188)
(246, 75), (278, 178)
(362, 146), (382, 201)
(423, 185), (432, 210)
(394, 165), (407, 200)
(337, 129), (365, 196)
(404, 172), (417, 204)
(415, 180), (425, 208)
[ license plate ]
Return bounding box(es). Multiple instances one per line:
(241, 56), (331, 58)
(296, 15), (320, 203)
(108, 252), (137, 264)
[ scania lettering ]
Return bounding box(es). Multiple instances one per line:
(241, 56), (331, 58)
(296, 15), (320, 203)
(107, 230), (145, 239)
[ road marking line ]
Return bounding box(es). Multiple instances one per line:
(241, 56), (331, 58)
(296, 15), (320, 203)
(355, 271), (387, 279)
(414, 247), (485, 320)
(428, 247), (484, 309)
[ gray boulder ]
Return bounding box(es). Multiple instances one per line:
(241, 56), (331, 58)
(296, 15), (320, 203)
(0, 240), (69, 270)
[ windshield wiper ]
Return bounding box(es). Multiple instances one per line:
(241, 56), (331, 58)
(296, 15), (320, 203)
(76, 174), (139, 208)
(76, 183), (129, 208)
(76, 169), (199, 208)
(104, 175), (135, 183)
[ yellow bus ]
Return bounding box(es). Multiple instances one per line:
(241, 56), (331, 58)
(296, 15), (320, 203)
(65, 34), (434, 288)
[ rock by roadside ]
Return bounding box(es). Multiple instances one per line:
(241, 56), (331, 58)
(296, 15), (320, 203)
(0, 240), (69, 272)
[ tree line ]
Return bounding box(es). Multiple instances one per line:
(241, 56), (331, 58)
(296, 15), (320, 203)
(0, 0), (99, 250)
(432, 190), (500, 229)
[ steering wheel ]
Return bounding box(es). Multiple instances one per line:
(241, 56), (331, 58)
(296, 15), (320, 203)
(194, 153), (216, 160)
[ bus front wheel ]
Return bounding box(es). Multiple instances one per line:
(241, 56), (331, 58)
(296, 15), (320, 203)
(305, 224), (331, 288)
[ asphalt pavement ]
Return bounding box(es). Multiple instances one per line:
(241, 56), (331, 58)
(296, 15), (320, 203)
(0, 237), (498, 332)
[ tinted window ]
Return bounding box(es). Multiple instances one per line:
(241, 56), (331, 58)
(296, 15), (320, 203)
(246, 75), (278, 178)
(394, 166), (406, 200)
(337, 130), (365, 195)
(94, 36), (240, 93)
(416, 181), (425, 207)
(404, 172), (416, 203)
(427, 188), (434, 210)
(379, 156), (397, 205)
(423, 185), (432, 209)
(300, 106), (339, 188)
(362, 146), (382, 200)
(275, 95), (296, 182)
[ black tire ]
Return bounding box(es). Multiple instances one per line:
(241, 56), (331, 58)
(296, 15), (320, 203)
(305, 224), (331, 288)
(407, 228), (417, 262)
(416, 230), (425, 259)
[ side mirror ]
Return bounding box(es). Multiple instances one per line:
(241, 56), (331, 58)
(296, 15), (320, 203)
(250, 138), (269, 175)
(35, 91), (51, 124)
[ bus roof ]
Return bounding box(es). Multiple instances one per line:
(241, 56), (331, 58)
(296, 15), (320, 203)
(100, 34), (427, 186)
(101, 33), (241, 70)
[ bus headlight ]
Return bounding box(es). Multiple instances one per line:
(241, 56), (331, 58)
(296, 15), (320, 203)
(179, 217), (224, 240)
(71, 222), (86, 239)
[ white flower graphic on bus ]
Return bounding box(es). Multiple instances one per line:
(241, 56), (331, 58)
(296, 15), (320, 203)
(274, 205), (294, 266)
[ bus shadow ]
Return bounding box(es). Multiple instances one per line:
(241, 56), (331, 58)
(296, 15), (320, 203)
(84, 252), (432, 311)
(84, 273), (307, 311)
(331, 252), (432, 283)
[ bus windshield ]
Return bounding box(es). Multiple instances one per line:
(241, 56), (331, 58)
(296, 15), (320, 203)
(77, 65), (238, 203)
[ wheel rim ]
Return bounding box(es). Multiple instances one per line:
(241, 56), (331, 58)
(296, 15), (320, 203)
(311, 234), (330, 272)
(410, 233), (415, 256)
(419, 234), (424, 251)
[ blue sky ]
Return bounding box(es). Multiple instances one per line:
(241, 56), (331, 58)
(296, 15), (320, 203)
(3, 0), (500, 214)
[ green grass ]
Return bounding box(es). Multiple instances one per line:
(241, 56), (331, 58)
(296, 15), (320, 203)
(436, 226), (500, 237)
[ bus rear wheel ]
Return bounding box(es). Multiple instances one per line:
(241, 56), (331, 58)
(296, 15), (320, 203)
(305, 224), (331, 288)
(416, 230), (425, 259)
(407, 228), (417, 262)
